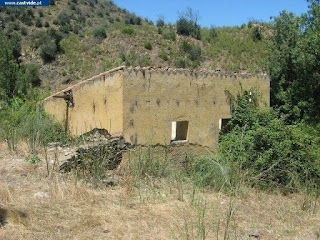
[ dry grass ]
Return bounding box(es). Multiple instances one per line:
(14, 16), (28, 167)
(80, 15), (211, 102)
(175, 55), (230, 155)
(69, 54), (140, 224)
(0, 142), (319, 240)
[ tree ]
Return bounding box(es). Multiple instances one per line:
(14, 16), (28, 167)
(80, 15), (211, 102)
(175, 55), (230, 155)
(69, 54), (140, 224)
(40, 40), (57, 62)
(267, 4), (320, 122)
(252, 26), (262, 41)
(0, 31), (24, 101)
(176, 7), (201, 40)
(156, 16), (165, 28)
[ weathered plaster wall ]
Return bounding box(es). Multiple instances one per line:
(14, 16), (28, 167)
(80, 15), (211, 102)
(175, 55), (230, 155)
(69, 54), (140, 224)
(41, 66), (270, 150)
(42, 70), (124, 136)
(122, 69), (270, 149)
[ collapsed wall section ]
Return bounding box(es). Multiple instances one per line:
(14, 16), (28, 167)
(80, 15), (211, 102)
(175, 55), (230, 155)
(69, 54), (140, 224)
(122, 68), (270, 149)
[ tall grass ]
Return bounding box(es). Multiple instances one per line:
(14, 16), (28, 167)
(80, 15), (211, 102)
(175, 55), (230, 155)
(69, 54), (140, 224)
(0, 90), (67, 153)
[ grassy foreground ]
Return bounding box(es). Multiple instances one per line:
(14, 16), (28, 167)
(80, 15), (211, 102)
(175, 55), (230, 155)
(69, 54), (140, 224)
(0, 142), (319, 240)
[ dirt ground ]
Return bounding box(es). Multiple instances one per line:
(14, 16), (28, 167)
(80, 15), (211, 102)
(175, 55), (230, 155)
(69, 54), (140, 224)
(0, 142), (319, 240)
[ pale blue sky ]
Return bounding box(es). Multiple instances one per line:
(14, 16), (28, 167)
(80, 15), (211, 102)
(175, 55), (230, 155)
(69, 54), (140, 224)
(114, 0), (310, 27)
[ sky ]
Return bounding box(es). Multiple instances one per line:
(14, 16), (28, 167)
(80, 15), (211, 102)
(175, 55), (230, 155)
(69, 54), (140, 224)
(114, 0), (310, 27)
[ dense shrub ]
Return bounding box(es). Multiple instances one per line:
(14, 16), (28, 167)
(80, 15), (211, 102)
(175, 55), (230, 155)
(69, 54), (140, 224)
(40, 40), (57, 62)
(73, 24), (81, 34)
(7, 32), (22, 61)
(21, 27), (28, 36)
(124, 14), (142, 25)
(176, 17), (201, 40)
(175, 58), (188, 68)
(59, 24), (72, 33)
(0, 92), (67, 152)
(0, 32), (24, 101)
(35, 17), (42, 28)
(163, 29), (176, 41)
(9, 21), (20, 31)
(122, 27), (135, 35)
(180, 40), (202, 62)
(219, 90), (320, 191)
(185, 155), (229, 190)
(252, 26), (262, 41)
(144, 42), (152, 50)
(267, 7), (320, 122)
(39, 9), (44, 17)
(56, 11), (71, 26)
(93, 26), (107, 39)
(156, 18), (165, 28)
(24, 63), (40, 86)
(209, 26), (218, 38)
(138, 54), (151, 66)
(158, 49), (169, 61)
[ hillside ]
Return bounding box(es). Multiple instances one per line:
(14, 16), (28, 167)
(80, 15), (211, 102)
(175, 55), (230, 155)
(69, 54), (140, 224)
(0, 0), (269, 92)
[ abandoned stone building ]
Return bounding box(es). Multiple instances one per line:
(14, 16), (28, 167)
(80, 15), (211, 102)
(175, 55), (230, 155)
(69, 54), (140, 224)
(40, 66), (270, 150)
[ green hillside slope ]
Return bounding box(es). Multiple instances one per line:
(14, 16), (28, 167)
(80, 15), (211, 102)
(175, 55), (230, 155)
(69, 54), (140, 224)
(0, 0), (270, 91)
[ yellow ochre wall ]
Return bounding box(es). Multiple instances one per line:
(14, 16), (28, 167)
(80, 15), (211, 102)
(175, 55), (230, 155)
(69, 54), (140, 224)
(122, 69), (270, 149)
(42, 71), (123, 136)
(41, 67), (269, 150)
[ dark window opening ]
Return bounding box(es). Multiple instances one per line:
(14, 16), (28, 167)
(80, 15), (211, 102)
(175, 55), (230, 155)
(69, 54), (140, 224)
(171, 121), (189, 142)
(220, 118), (231, 134)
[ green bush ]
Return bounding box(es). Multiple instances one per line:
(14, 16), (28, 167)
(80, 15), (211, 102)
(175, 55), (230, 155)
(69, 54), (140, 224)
(25, 155), (42, 164)
(57, 10), (70, 26)
(24, 63), (41, 86)
(122, 27), (135, 35)
(21, 27), (28, 36)
(252, 26), (262, 41)
(44, 21), (50, 28)
(0, 90), (67, 152)
(209, 26), (218, 38)
(185, 155), (230, 190)
(176, 17), (201, 40)
(219, 90), (320, 191)
(124, 14), (142, 25)
(73, 24), (81, 34)
(0, 32), (24, 102)
(9, 21), (20, 31)
(93, 26), (107, 39)
(35, 17), (42, 28)
(144, 41), (152, 50)
(180, 40), (202, 62)
(175, 58), (188, 68)
(189, 44), (201, 61)
(40, 40), (57, 62)
(59, 24), (72, 33)
(39, 9), (44, 17)
(138, 54), (151, 66)
(163, 29), (176, 41)
(108, 16), (114, 23)
(156, 18), (165, 28)
(158, 50), (169, 61)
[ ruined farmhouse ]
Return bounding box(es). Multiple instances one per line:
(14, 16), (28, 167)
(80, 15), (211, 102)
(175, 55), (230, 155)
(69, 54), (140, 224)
(40, 66), (270, 150)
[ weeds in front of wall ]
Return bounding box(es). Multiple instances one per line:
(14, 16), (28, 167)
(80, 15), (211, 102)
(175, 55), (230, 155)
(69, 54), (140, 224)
(223, 199), (236, 240)
(301, 181), (320, 214)
(173, 189), (239, 240)
(24, 155), (42, 164)
(0, 128), (19, 153)
(173, 194), (211, 240)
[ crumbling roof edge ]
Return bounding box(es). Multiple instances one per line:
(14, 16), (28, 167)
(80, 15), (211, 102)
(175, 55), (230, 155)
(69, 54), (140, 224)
(38, 66), (126, 105)
(38, 65), (269, 105)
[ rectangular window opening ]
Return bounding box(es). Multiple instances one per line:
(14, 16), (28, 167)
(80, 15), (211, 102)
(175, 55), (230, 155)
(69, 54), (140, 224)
(219, 118), (231, 134)
(171, 121), (189, 142)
